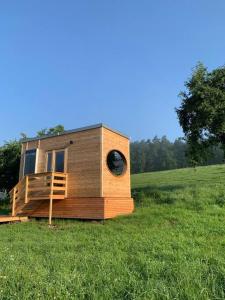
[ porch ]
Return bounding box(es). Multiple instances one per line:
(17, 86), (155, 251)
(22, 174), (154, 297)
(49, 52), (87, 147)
(10, 172), (68, 224)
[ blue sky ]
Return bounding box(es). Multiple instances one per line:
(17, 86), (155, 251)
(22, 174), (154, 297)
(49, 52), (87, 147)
(0, 0), (225, 145)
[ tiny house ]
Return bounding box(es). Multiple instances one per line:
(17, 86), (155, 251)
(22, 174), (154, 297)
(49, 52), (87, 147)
(10, 124), (134, 224)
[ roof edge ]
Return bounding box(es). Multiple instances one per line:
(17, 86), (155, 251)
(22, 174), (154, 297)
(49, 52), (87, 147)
(21, 123), (129, 143)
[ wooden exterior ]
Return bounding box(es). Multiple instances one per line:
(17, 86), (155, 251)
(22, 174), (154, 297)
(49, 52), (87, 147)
(11, 124), (134, 222)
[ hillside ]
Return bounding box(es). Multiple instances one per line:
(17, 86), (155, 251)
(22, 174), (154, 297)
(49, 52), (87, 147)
(132, 164), (225, 189)
(0, 165), (225, 299)
(132, 164), (225, 209)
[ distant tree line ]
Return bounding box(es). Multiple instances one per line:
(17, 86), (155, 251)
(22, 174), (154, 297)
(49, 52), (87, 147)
(130, 136), (224, 174)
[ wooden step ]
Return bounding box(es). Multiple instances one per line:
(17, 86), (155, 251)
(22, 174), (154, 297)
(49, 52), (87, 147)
(0, 216), (29, 223)
(28, 195), (65, 201)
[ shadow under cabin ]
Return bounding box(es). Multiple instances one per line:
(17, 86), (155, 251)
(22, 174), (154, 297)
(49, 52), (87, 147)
(10, 124), (134, 224)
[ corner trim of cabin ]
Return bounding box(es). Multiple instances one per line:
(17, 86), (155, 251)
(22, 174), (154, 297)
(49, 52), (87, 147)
(100, 127), (104, 197)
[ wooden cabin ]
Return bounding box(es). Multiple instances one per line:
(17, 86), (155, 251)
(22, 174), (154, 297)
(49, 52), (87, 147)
(10, 124), (134, 224)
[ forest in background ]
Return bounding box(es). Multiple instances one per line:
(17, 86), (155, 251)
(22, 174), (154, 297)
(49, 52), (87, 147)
(130, 136), (224, 174)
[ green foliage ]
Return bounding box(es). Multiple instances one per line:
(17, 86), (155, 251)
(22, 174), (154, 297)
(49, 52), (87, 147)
(0, 140), (21, 191)
(130, 136), (224, 174)
(0, 202), (10, 215)
(37, 125), (65, 137)
(1, 165), (225, 298)
(176, 62), (225, 164)
(0, 192), (10, 215)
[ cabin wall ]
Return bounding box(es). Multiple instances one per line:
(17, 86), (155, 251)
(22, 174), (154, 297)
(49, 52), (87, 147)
(102, 128), (131, 198)
(20, 128), (102, 197)
(20, 197), (133, 219)
(22, 198), (105, 219)
(66, 128), (101, 197)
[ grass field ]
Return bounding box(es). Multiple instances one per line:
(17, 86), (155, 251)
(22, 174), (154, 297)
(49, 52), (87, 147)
(1, 165), (225, 299)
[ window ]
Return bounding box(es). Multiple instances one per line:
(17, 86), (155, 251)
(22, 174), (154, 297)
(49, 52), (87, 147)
(107, 150), (127, 176)
(24, 149), (37, 176)
(46, 149), (66, 173)
(55, 151), (65, 172)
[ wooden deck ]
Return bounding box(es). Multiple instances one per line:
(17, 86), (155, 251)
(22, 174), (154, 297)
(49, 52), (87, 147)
(0, 216), (28, 223)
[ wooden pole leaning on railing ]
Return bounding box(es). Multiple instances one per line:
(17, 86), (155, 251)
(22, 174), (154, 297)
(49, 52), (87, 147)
(49, 173), (54, 225)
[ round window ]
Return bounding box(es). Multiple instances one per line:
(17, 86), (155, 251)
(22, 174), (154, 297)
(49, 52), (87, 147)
(107, 150), (127, 176)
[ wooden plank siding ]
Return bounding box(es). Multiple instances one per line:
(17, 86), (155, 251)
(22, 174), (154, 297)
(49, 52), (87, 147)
(20, 197), (133, 219)
(21, 198), (105, 219)
(102, 127), (131, 198)
(104, 197), (134, 219)
(19, 128), (102, 197)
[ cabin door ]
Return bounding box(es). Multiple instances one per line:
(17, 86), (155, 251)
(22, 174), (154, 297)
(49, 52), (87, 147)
(46, 149), (66, 173)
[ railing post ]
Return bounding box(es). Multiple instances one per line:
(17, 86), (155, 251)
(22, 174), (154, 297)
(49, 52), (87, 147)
(12, 188), (16, 217)
(49, 197), (53, 225)
(65, 173), (68, 198)
(49, 173), (54, 225)
(25, 176), (29, 204)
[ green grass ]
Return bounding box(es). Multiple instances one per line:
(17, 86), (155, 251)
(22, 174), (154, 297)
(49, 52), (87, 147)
(1, 164), (225, 299)
(132, 164), (225, 209)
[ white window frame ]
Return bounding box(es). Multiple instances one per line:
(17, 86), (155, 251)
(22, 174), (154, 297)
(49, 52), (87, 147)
(23, 148), (39, 177)
(45, 148), (67, 173)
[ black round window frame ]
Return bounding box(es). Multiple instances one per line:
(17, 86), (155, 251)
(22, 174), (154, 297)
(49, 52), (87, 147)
(106, 149), (127, 177)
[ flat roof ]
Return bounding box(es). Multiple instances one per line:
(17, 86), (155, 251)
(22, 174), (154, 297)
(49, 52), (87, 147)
(21, 123), (129, 143)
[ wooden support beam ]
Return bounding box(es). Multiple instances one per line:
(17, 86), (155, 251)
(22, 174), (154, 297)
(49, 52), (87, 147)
(25, 176), (29, 204)
(65, 173), (68, 198)
(49, 174), (54, 225)
(12, 188), (16, 217)
(49, 197), (53, 225)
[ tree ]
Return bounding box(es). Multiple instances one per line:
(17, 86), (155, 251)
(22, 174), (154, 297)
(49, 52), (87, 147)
(37, 125), (65, 137)
(176, 63), (225, 165)
(130, 136), (190, 174)
(0, 141), (21, 191)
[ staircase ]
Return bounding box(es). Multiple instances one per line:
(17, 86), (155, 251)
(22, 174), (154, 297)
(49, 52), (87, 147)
(9, 172), (68, 224)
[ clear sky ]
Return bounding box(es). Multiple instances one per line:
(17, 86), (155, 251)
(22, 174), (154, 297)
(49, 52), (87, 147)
(0, 0), (225, 145)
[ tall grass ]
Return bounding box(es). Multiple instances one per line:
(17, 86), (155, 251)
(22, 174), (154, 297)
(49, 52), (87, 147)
(0, 164), (225, 299)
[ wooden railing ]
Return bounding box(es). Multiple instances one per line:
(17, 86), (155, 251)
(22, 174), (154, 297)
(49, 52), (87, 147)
(10, 172), (68, 224)
(27, 172), (68, 201)
(9, 176), (26, 216)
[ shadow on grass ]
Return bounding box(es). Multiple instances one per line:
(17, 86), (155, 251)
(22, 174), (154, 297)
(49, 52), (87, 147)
(132, 184), (185, 194)
(131, 185), (183, 207)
